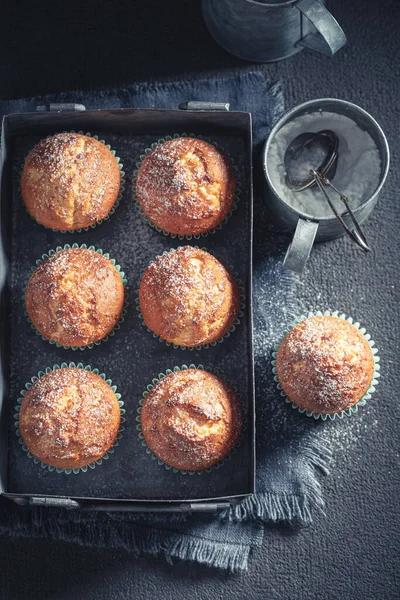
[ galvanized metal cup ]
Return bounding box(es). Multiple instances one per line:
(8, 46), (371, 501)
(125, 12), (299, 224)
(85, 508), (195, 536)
(262, 98), (390, 274)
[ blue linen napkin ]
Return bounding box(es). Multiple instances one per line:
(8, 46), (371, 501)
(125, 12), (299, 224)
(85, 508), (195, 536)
(0, 71), (331, 571)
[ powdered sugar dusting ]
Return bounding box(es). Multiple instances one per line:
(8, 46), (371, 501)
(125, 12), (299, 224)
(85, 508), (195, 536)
(292, 285), (385, 470)
(19, 367), (120, 468)
(136, 137), (235, 235)
(141, 369), (242, 471)
(267, 111), (382, 218)
(25, 248), (125, 347)
(21, 133), (120, 230)
(139, 246), (239, 347)
(276, 316), (374, 414)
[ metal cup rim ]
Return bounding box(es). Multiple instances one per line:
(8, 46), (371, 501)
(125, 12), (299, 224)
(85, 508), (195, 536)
(263, 97), (390, 223)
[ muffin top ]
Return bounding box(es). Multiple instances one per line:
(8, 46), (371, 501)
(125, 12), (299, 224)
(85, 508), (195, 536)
(19, 367), (121, 469)
(141, 369), (242, 471)
(136, 137), (235, 236)
(21, 132), (120, 231)
(25, 247), (125, 347)
(276, 316), (375, 415)
(139, 246), (240, 347)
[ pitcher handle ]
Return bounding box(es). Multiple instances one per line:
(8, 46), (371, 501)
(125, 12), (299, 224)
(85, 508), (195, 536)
(283, 219), (319, 274)
(296, 0), (347, 56)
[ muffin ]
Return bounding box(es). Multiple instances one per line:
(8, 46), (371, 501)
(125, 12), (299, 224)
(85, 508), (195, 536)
(21, 132), (121, 230)
(19, 367), (121, 469)
(26, 247), (125, 347)
(136, 137), (235, 236)
(139, 246), (240, 347)
(276, 315), (375, 416)
(141, 369), (242, 470)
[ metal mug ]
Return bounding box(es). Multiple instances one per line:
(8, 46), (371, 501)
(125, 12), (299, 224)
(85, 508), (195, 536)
(202, 0), (347, 63)
(262, 99), (390, 273)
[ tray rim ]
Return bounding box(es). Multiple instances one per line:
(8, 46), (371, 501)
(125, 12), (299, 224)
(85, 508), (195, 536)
(0, 104), (255, 511)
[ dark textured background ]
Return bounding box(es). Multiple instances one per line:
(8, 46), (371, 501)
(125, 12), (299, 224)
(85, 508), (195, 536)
(0, 0), (399, 598)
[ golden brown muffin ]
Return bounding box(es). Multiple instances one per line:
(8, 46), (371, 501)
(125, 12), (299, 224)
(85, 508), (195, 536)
(136, 137), (235, 236)
(21, 132), (121, 231)
(19, 367), (121, 469)
(25, 247), (125, 347)
(141, 369), (242, 470)
(139, 246), (240, 347)
(276, 316), (375, 415)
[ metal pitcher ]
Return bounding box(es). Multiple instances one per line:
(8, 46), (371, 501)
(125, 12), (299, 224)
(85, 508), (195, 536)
(202, 0), (347, 63)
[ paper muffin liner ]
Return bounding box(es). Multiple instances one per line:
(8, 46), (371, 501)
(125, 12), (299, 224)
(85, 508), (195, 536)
(21, 130), (125, 233)
(271, 310), (380, 421)
(136, 246), (245, 351)
(136, 364), (241, 475)
(14, 362), (125, 474)
(25, 243), (128, 351)
(132, 132), (241, 240)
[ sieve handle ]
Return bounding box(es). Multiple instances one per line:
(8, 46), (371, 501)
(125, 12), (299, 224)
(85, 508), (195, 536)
(283, 218), (319, 274)
(296, 0), (347, 56)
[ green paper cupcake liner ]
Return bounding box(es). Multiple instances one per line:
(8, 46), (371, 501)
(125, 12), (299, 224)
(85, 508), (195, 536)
(136, 364), (240, 475)
(132, 132), (241, 240)
(21, 130), (125, 233)
(25, 243), (128, 351)
(271, 310), (380, 421)
(14, 362), (125, 474)
(136, 247), (245, 351)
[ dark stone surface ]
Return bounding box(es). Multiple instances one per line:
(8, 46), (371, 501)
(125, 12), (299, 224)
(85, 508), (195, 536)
(0, 0), (399, 598)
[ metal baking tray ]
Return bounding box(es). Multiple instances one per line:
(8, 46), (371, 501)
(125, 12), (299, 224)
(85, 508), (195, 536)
(0, 103), (255, 512)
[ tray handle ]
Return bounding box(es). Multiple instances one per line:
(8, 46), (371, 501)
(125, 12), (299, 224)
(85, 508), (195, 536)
(179, 101), (230, 111)
(12, 496), (233, 513)
(36, 101), (227, 112)
(78, 502), (232, 513)
(36, 103), (86, 112)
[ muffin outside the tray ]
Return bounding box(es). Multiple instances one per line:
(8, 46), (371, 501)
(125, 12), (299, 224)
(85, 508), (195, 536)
(139, 246), (240, 347)
(141, 369), (242, 471)
(276, 315), (375, 416)
(136, 137), (235, 236)
(26, 247), (125, 347)
(19, 367), (121, 469)
(21, 132), (121, 231)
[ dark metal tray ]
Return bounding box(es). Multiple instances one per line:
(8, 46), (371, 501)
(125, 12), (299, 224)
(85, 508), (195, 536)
(0, 104), (255, 512)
